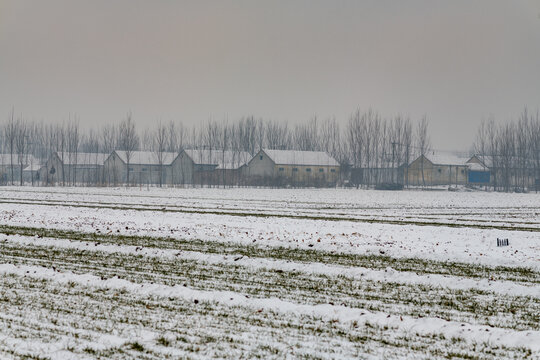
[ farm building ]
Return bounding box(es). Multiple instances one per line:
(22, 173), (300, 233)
(466, 155), (491, 185)
(172, 149), (251, 186)
(0, 153), (40, 185)
(44, 152), (109, 185)
(245, 149), (340, 187)
(468, 155), (538, 191)
(23, 163), (44, 185)
(407, 152), (470, 186)
(104, 150), (177, 186)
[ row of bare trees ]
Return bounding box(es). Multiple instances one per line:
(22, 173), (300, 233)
(474, 108), (540, 192)
(5, 107), (538, 191)
(0, 108), (434, 187)
(2, 108), (41, 185)
(346, 110), (423, 186)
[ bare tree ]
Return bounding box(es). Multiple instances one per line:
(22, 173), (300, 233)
(486, 116), (499, 191)
(56, 123), (67, 186)
(416, 115), (431, 187)
(101, 124), (117, 154)
(67, 118), (80, 185)
(321, 118), (342, 161)
(153, 121), (168, 187)
(15, 117), (28, 185)
(118, 112), (139, 185)
(236, 116), (259, 155)
(389, 115), (404, 183)
(402, 117), (413, 188)
(265, 120), (290, 150)
(294, 117), (320, 151)
(167, 120), (186, 185)
(363, 110), (380, 186)
(530, 111), (540, 193)
(26, 122), (40, 186)
(256, 118), (265, 153)
(497, 122), (515, 192)
(516, 109), (530, 189)
(220, 120), (230, 187)
(4, 108), (17, 185)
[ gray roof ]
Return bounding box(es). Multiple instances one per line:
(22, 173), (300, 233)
(0, 154), (38, 166)
(472, 155), (535, 169)
(56, 152), (109, 166)
(23, 164), (43, 172)
(467, 162), (489, 171)
(114, 151), (177, 165)
(262, 149), (339, 166)
(411, 152), (470, 166)
(183, 149), (251, 169)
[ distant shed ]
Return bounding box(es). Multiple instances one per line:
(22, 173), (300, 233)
(407, 153), (470, 186)
(173, 149), (251, 185)
(45, 152), (109, 185)
(104, 150), (177, 185)
(465, 155), (492, 185)
(245, 149), (340, 186)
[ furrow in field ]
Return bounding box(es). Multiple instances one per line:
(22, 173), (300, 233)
(1, 224), (538, 284)
(1, 187), (538, 358)
(2, 187), (538, 222)
(4, 234), (538, 298)
(2, 239), (539, 331)
(3, 199), (539, 270)
(2, 187), (539, 214)
(0, 266), (537, 359)
(1, 198), (539, 232)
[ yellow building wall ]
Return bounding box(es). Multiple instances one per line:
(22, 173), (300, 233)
(407, 157), (468, 186)
(273, 164), (339, 184)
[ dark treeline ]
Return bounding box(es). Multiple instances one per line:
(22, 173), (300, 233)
(1, 106), (539, 192)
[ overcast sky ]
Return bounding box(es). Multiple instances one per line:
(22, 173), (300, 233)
(1, 0), (539, 151)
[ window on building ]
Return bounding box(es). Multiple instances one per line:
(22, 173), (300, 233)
(260, 155), (263, 160)
(461, 169), (465, 174)
(128, 167), (134, 171)
(292, 168), (298, 172)
(319, 168), (324, 172)
(330, 169), (336, 173)
(142, 168), (147, 172)
(306, 168), (311, 172)
(278, 167), (284, 171)
(438, 168), (442, 173)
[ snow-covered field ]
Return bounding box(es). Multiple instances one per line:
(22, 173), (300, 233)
(0, 186), (538, 359)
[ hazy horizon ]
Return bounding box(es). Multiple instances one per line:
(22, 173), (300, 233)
(1, 0), (540, 152)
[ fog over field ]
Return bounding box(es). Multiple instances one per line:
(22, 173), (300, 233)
(1, 1), (539, 359)
(2, 0), (540, 150)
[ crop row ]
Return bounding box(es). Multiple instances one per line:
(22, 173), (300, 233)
(1, 224), (538, 284)
(0, 271), (534, 359)
(1, 239), (538, 331)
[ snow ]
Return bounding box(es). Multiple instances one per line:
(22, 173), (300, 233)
(2, 263), (539, 352)
(0, 186), (538, 358)
(422, 152), (471, 166)
(55, 152), (110, 166)
(4, 233), (537, 297)
(0, 187), (538, 269)
(183, 149), (251, 169)
(0, 154), (38, 166)
(22, 163), (42, 172)
(262, 149), (339, 166)
(468, 162), (489, 171)
(114, 150), (178, 165)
